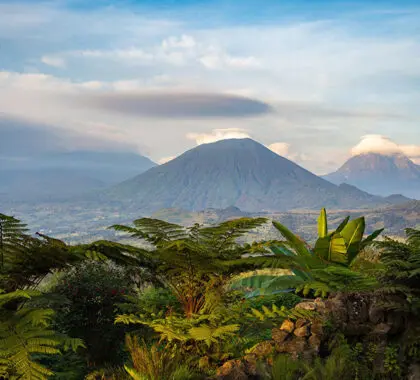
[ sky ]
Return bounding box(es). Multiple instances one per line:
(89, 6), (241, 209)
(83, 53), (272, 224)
(1, 0), (420, 174)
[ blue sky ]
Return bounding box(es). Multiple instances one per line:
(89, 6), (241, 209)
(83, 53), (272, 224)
(0, 0), (419, 173)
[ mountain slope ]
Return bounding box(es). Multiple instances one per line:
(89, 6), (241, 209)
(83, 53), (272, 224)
(104, 138), (406, 212)
(0, 151), (156, 201)
(323, 152), (420, 199)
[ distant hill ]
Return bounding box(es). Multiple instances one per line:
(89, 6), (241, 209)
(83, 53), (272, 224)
(150, 200), (420, 243)
(323, 152), (420, 199)
(0, 151), (156, 202)
(103, 138), (409, 212)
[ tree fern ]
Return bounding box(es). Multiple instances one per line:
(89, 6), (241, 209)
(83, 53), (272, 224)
(0, 289), (84, 379)
(0, 213), (29, 272)
(376, 228), (420, 314)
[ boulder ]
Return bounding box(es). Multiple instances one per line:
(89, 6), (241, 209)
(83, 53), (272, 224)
(295, 301), (316, 311)
(216, 360), (247, 380)
(249, 341), (274, 358)
(294, 326), (310, 337)
(308, 335), (321, 351)
(280, 319), (295, 333)
(372, 323), (392, 335)
(295, 318), (309, 329)
(272, 328), (289, 343)
(310, 321), (324, 336)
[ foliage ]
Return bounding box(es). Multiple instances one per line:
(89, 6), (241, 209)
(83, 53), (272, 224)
(244, 292), (302, 310)
(101, 217), (269, 317)
(376, 228), (420, 315)
(302, 342), (354, 380)
(230, 208), (382, 297)
(0, 213), (29, 273)
(124, 335), (195, 380)
(0, 289), (84, 380)
(247, 303), (317, 322)
(268, 354), (304, 380)
(50, 260), (137, 367)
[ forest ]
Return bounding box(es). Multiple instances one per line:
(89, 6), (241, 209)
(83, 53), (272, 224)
(1, 208), (419, 379)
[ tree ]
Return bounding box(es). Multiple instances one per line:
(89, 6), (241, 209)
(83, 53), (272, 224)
(99, 217), (269, 317)
(0, 213), (29, 274)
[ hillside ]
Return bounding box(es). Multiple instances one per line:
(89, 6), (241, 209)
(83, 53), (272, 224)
(151, 200), (420, 243)
(104, 138), (406, 212)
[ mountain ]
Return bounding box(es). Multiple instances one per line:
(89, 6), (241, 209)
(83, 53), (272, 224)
(323, 152), (420, 199)
(0, 151), (156, 202)
(103, 138), (408, 212)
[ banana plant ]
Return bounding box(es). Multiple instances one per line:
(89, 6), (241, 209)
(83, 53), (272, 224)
(230, 208), (383, 297)
(313, 208), (384, 265)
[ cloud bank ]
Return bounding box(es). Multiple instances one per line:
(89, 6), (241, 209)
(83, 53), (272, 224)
(71, 92), (274, 118)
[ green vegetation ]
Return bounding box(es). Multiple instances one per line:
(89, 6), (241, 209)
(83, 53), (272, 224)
(0, 209), (419, 379)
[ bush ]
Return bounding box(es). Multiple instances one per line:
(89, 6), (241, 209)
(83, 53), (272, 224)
(51, 260), (137, 368)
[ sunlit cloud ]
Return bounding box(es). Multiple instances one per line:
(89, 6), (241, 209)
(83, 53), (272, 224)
(351, 134), (420, 162)
(186, 128), (251, 145)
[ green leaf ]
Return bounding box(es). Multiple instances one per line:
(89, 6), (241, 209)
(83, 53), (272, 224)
(317, 208), (328, 238)
(335, 216), (350, 233)
(340, 217), (365, 263)
(360, 228), (384, 249)
(314, 233), (347, 264)
(272, 221), (312, 257)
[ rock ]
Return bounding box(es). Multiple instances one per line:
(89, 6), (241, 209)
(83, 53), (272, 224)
(386, 311), (406, 334)
(249, 341), (274, 358)
(372, 323), (392, 335)
(310, 321), (324, 336)
(408, 364), (420, 380)
(369, 304), (385, 324)
(346, 294), (369, 322)
(216, 360), (247, 380)
(325, 295), (348, 324)
(275, 337), (307, 359)
(287, 337), (308, 359)
(275, 341), (288, 353)
(308, 335), (321, 350)
(243, 354), (258, 376)
(295, 301), (316, 311)
(295, 318), (309, 329)
(280, 319), (295, 333)
(272, 328), (289, 343)
(294, 326), (310, 337)
(314, 298), (327, 313)
(344, 322), (372, 336)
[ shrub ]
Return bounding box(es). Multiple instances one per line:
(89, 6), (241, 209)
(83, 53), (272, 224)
(51, 260), (137, 367)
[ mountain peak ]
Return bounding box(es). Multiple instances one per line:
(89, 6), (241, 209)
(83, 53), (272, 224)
(323, 152), (420, 199)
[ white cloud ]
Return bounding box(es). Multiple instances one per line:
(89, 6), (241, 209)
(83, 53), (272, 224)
(63, 33), (261, 70)
(162, 34), (196, 49)
(351, 134), (420, 161)
(267, 142), (290, 157)
(351, 135), (402, 156)
(41, 55), (66, 68)
(158, 156), (177, 164)
(268, 141), (309, 162)
(186, 128), (251, 145)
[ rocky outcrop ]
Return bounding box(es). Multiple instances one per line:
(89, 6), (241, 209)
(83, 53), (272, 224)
(215, 293), (412, 379)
